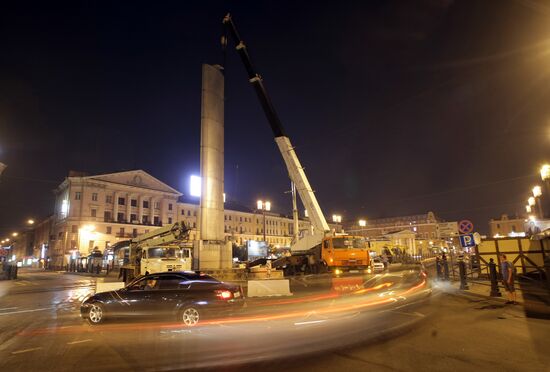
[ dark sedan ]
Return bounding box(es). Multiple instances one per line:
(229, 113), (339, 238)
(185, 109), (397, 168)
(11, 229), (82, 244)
(81, 271), (244, 326)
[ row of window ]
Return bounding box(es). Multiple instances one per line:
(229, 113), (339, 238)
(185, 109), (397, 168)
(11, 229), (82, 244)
(74, 192), (172, 210)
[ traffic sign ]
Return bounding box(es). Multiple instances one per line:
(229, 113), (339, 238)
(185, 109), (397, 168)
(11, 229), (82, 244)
(458, 220), (474, 234)
(459, 234), (476, 248)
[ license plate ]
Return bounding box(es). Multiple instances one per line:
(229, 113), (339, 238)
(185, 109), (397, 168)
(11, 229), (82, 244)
(350, 270), (359, 273)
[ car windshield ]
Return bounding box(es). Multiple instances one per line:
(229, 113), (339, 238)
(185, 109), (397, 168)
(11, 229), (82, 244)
(332, 237), (368, 249)
(147, 247), (180, 258)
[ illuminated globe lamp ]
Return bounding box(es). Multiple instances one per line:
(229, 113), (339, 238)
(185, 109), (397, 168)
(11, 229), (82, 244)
(540, 164), (550, 181)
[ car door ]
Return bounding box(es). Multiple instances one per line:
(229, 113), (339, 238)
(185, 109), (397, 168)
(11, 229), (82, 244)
(153, 275), (192, 315)
(115, 277), (154, 316)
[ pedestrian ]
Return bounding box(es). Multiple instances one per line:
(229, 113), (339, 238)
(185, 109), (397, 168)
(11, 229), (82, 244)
(381, 253), (389, 271)
(436, 255), (442, 280)
(500, 254), (517, 304)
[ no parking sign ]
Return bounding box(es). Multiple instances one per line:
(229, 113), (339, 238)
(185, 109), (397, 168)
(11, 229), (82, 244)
(458, 220), (474, 234)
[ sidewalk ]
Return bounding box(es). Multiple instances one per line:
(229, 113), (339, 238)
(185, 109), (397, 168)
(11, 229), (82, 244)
(436, 278), (550, 319)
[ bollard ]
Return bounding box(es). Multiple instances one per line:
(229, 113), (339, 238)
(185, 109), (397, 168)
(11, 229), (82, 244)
(436, 257), (442, 280)
(488, 258), (502, 297)
(96, 264), (100, 275)
(458, 259), (469, 290)
(443, 257), (450, 281)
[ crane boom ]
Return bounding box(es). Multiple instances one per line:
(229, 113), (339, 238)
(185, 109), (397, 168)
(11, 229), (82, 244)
(222, 14), (330, 248)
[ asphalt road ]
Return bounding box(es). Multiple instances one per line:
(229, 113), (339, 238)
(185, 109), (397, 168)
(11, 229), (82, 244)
(0, 269), (549, 372)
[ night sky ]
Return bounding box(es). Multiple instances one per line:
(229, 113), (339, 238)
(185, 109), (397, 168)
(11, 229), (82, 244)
(1, 0), (550, 236)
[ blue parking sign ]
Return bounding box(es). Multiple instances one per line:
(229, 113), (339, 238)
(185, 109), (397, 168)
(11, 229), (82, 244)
(459, 234), (476, 248)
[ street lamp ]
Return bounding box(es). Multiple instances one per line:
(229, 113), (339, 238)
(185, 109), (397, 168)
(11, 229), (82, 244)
(528, 197), (536, 207)
(358, 219), (367, 227)
(526, 205), (532, 213)
(257, 200), (271, 243)
(332, 214), (342, 223)
(533, 186), (542, 197)
(27, 219), (35, 225)
(12, 232), (18, 237)
(540, 164), (550, 181)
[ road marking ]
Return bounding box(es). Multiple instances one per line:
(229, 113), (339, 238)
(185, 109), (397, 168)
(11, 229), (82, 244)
(0, 307), (51, 316)
(294, 320), (327, 326)
(11, 347), (43, 355)
(67, 339), (92, 345)
(0, 307), (19, 311)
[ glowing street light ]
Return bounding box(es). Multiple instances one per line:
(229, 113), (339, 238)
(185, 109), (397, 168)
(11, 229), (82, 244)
(528, 197), (536, 207)
(257, 200), (271, 243)
(533, 186), (542, 198)
(12, 232), (18, 237)
(540, 164), (550, 181)
(27, 219), (35, 225)
(526, 205), (532, 213)
(332, 214), (342, 223)
(358, 219), (367, 227)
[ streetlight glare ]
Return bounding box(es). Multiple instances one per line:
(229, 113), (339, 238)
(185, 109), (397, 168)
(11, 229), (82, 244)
(358, 219), (367, 227)
(332, 214), (342, 223)
(532, 186), (542, 197)
(540, 164), (550, 181)
(12, 232), (18, 237)
(27, 219), (35, 225)
(526, 205), (532, 213)
(265, 201), (271, 211)
(528, 196), (536, 206)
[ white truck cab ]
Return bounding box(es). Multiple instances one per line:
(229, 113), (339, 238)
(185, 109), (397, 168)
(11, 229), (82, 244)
(140, 246), (192, 275)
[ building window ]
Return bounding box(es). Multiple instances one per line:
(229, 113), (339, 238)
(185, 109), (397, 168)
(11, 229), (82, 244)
(118, 197), (125, 206)
(155, 202), (160, 209)
(154, 216), (160, 225)
(168, 203), (173, 211)
(106, 195), (112, 204)
(496, 223), (501, 229)
(512, 225), (516, 232)
(130, 214), (137, 222)
(75, 192), (81, 200)
(193, 211), (197, 217)
(142, 215), (148, 224)
(224, 215), (227, 220)
(131, 199), (137, 207)
(188, 210), (191, 216)
(106, 226), (112, 234)
(181, 210), (185, 215)
(168, 217), (173, 224)
(71, 225), (77, 233)
(133, 228), (138, 238)
(104, 211), (112, 222)
(91, 209), (97, 218)
(91, 193), (98, 201)
(193, 222), (196, 228)
(119, 227), (125, 235)
(117, 212), (124, 222)
(229, 215), (232, 221)
(143, 200), (149, 208)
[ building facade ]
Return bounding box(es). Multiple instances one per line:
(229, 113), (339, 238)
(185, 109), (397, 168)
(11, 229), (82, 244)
(489, 214), (528, 238)
(37, 170), (341, 268)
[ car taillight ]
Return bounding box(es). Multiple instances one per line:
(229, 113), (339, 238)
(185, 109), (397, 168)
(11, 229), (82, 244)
(215, 290), (233, 300)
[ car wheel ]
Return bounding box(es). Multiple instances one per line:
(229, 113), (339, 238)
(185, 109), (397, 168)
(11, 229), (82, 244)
(180, 306), (201, 327)
(88, 303), (105, 324)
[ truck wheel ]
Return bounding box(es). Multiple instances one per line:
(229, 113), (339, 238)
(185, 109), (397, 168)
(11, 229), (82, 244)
(180, 306), (201, 326)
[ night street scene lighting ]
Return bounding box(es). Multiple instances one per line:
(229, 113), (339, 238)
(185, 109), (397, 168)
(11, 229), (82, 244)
(1, 3), (550, 372)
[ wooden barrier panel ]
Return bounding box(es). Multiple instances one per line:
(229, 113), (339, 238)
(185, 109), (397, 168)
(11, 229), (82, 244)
(477, 237), (548, 275)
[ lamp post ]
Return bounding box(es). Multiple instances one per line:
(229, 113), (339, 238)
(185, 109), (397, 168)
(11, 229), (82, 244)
(540, 164), (550, 219)
(332, 214), (342, 223)
(533, 185), (544, 219)
(358, 219), (367, 227)
(257, 200), (271, 244)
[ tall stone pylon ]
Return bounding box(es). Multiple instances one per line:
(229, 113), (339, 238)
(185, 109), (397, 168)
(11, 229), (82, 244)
(196, 64), (232, 269)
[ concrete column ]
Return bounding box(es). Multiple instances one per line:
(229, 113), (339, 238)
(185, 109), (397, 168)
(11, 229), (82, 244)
(160, 198), (165, 226)
(198, 64), (231, 270)
(138, 194), (144, 223)
(113, 191), (119, 221)
(126, 193), (132, 222)
(150, 196), (156, 224)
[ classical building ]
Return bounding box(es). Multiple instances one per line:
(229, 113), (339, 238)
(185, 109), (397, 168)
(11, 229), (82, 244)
(38, 170), (341, 268)
(489, 214), (527, 238)
(344, 212), (458, 254)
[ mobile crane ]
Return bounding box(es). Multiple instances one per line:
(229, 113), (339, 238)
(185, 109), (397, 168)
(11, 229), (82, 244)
(117, 222), (192, 283)
(222, 14), (370, 275)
